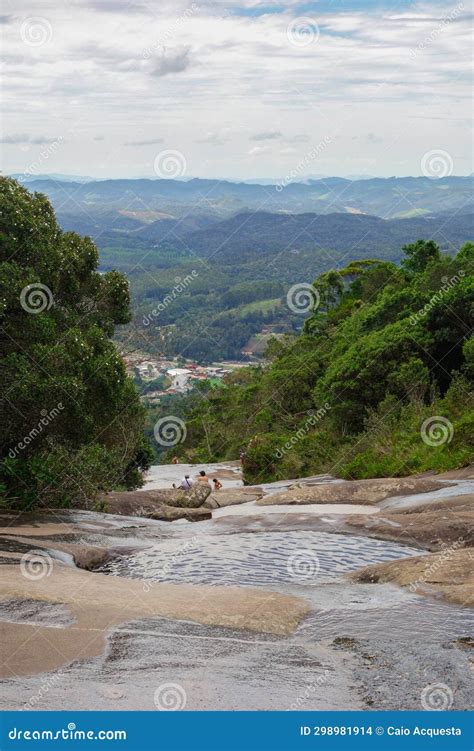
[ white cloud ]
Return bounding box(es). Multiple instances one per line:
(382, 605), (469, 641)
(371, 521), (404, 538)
(250, 131), (282, 141)
(151, 47), (191, 77)
(1, 0), (472, 178)
(0, 133), (59, 144)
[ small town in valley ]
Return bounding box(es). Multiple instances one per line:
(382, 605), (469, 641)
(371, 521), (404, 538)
(121, 352), (253, 404)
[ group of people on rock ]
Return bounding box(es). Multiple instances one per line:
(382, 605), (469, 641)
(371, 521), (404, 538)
(172, 462), (223, 491)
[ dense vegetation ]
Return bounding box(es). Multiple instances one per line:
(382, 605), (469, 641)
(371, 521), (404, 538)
(177, 241), (474, 482)
(111, 210), (471, 362)
(0, 178), (152, 510)
(32, 175), (471, 363)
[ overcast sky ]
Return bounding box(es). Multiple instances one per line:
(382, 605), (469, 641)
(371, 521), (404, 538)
(2, 0), (472, 180)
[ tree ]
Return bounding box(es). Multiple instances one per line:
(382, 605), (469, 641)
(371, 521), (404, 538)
(0, 178), (152, 510)
(401, 239), (441, 274)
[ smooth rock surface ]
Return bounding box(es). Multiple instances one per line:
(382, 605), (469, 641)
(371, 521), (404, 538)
(352, 548), (474, 606)
(105, 483), (211, 514)
(257, 477), (453, 506)
(204, 488), (264, 509)
(0, 563), (311, 678)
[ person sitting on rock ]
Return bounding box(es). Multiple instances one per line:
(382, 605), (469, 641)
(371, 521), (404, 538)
(196, 470), (210, 484)
(180, 475), (193, 489)
(212, 478), (223, 490)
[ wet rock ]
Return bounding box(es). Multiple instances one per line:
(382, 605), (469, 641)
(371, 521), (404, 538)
(73, 547), (110, 570)
(146, 506), (212, 522)
(104, 483), (211, 516)
(332, 636), (359, 649)
(257, 477), (453, 506)
(351, 548), (474, 607)
(0, 564), (311, 677)
(453, 636), (474, 650)
(204, 497), (220, 510)
(204, 488), (263, 509)
(345, 510), (473, 550)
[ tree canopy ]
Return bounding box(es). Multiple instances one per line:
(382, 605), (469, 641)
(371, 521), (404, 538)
(0, 177), (152, 510)
(178, 240), (473, 482)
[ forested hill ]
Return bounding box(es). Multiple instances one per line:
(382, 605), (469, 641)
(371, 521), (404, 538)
(17, 175), (474, 220)
(166, 210), (473, 262)
(178, 240), (474, 483)
(14, 175), (474, 364)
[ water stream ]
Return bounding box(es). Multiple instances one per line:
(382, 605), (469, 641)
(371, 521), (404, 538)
(1, 465), (472, 711)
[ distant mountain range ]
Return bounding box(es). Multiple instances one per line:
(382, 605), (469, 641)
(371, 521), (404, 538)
(13, 174), (472, 362)
(16, 175), (474, 226)
(162, 210), (473, 264)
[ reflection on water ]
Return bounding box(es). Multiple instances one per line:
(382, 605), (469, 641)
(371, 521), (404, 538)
(98, 530), (421, 588)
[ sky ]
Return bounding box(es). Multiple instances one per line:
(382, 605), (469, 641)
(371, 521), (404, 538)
(1, 0), (472, 180)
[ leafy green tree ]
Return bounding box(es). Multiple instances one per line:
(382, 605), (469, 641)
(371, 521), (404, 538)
(181, 241), (473, 481)
(0, 178), (152, 510)
(401, 239), (441, 274)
